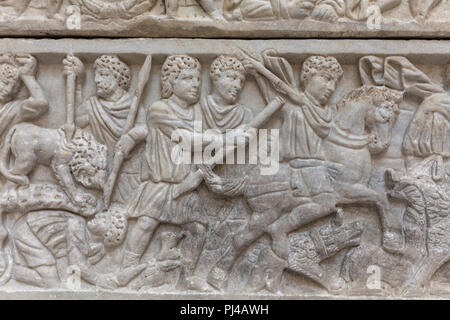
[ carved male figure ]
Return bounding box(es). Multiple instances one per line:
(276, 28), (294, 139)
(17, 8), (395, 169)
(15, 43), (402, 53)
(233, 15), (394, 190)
(63, 55), (142, 205)
(10, 204), (144, 288)
(238, 0), (402, 22)
(206, 53), (344, 289)
(0, 0), (64, 19)
(163, 0), (225, 21)
(113, 55), (218, 291)
(254, 54), (345, 257)
(0, 53), (48, 141)
(201, 55), (254, 180)
(202, 55), (252, 133)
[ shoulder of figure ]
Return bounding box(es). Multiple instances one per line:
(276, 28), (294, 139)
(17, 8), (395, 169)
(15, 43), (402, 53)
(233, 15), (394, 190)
(149, 99), (170, 112)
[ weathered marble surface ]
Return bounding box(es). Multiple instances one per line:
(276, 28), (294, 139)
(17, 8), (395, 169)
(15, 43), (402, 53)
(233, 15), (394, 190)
(0, 39), (448, 299)
(0, 1), (449, 37)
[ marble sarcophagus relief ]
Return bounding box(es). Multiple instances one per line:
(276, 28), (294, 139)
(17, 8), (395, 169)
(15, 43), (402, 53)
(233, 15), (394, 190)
(0, 1), (449, 38)
(0, 38), (448, 299)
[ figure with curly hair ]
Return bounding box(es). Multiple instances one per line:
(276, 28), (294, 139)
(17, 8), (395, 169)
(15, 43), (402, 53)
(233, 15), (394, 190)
(10, 203), (145, 289)
(63, 55), (143, 205)
(206, 53), (345, 289)
(113, 55), (220, 291)
(202, 55), (251, 132)
(0, 53), (48, 141)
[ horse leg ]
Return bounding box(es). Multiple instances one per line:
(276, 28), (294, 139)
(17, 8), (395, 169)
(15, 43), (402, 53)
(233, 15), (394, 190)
(336, 183), (404, 253)
(266, 193), (337, 260)
(207, 208), (281, 290)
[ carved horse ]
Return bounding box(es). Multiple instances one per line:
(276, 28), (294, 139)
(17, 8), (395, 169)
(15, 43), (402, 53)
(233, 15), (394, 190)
(322, 85), (403, 252)
(205, 85), (403, 291)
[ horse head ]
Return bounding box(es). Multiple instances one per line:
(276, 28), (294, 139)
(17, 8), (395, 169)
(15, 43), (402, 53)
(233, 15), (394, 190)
(336, 85), (403, 154)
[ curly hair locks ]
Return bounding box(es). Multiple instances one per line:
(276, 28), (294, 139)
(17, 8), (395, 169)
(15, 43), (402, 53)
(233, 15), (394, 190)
(210, 55), (246, 82)
(0, 53), (21, 97)
(65, 129), (108, 190)
(161, 55), (201, 98)
(94, 55), (131, 90)
(300, 55), (343, 88)
(100, 204), (128, 248)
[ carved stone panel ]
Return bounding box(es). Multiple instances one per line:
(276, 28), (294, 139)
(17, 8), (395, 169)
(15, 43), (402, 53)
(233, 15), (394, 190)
(0, 1), (450, 37)
(0, 38), (448, 299)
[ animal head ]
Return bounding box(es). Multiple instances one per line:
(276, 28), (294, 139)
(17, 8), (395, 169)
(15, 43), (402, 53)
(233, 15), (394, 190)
(87, 203), (128, 248)
(315, 219), (364, 259)
(337, 85), (403, 154)
(385, 168), (424, 214)
(385, 157), (449, 213)
(68, 130), (107, 190)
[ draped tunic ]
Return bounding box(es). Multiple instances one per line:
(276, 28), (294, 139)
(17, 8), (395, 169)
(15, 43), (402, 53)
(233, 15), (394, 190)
(127, 99), (205, 224)
(253, 50), (335, 196)
(78, 92), (142, 204)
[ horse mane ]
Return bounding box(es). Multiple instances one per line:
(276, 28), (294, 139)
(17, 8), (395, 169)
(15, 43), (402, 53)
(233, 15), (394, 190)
(336, 85), (403, 113)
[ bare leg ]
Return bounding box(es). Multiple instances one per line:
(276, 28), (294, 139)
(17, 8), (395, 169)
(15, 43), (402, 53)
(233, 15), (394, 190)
(122, 216), (159, 268)
(335, 182), (404, 253)
(267, 193), (336, 260)
(8, 151), (36, 186)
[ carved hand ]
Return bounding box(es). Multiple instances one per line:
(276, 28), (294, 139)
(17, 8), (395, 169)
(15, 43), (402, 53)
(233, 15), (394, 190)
(73, 190), (97, 208)
(63, 55), (85, 79)
(289, 91), (308, 106)
(241, 56), (263, 75)
(242, 60), (258, 77)
(16, 54), (37, 77)
(115, 134), (136, 158)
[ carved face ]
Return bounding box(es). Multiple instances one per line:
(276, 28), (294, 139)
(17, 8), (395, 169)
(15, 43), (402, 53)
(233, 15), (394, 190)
(212, 70), (245, 104)
(87, 212), (108, 236)
(95, 67), (119, 99)
(77, 167), (107, 190)
(0, 76), (18, 104)
(88, 206), (127, 248)
(374, 101), (395, 123)
(304, 74), (337, 106)
(171, 68), (201, 104)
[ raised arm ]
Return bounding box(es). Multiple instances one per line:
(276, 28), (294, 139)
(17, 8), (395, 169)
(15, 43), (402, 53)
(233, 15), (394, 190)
(15, 54), (49, 120)
(239, 48), (308, 106)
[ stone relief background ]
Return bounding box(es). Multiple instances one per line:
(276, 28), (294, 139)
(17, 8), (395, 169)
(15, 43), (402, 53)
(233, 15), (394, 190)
(0, 39), (447, 299)
(0, 0), (450, 37)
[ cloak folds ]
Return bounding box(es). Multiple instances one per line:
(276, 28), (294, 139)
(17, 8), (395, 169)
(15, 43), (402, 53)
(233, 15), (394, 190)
(255, 49), (333, 161)
(81, 92), (132, 148)
(360, 56), (449, 158)
(128, 99), (205, 224)
(201, 95), (252, 132)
